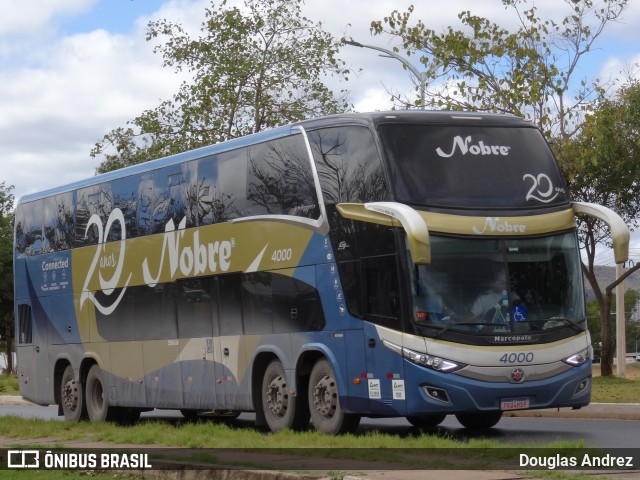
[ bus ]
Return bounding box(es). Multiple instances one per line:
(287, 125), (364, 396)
(14, 111), (629, 433)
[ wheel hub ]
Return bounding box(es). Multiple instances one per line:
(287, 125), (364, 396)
(313, 374), (337, 417)
(265, 374), (288, 417)
(63, 379), (78, 411)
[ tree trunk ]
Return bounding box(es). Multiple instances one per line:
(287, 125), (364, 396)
(599, 296), (614, 376)
(4, 314), (13, 375)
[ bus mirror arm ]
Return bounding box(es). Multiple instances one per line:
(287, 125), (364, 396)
(572, 201), (630, 264)
(336, 202), (431, 265)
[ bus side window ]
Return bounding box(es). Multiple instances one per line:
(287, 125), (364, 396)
(151, 164), (196, 233)
(361, 256), (401, 325)
(196, 155), (224, 226)
(15, 201), (43, 256)
(272, 272), (326, 333)
(177, 277), (215, 338)
(75, 184), (113, 247)
(308, 126), (388, 205)
(217, 148), (249, 220)
(218, 273), (243, 335)
(43, 192), (75, 252)
(247, 136), (319, 219)
(17, 304), (33, 344)
(242, 272), (273, 335)
(111, 175), (141, 239)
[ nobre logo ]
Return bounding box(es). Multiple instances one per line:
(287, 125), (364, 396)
(472, 217), (526, 234)
(436, 135), (511, 158)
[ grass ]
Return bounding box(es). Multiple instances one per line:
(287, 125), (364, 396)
(0, 472), (143, 480)
(0, 374), (19, 395)
(0, 415), (587, 472)
(0, 414), (490, 449)
(591, 362), (640, 402)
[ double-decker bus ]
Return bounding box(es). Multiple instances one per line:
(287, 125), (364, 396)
(14, 111), (629, 433)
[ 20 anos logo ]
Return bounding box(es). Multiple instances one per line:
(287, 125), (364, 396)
(523, 173), (565, 203)
(79, 208), (132, 315)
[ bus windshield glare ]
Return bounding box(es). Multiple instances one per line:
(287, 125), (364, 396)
(410, 232), (586, 337)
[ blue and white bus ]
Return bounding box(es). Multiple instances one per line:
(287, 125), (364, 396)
(14, 111), (629, 433)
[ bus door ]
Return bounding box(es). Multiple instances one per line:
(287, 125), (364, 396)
(360, 254), (407, 415)
(177, 278), (218, 409)
(215, 274), (247, 408)
(16, 302), (50, 404)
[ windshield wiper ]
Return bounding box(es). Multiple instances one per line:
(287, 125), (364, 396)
(433, 321), (487, 339)
(542, 317), (585, 333)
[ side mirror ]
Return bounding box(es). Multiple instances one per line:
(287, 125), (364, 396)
(572, 201), (630, 264)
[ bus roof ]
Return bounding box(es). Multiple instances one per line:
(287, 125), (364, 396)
(18, 110), (531, 205)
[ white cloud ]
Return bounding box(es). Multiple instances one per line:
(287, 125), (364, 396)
(0, 0), (96, 37)
(2, 0), (640, 205)
(0, 3), (198, 200)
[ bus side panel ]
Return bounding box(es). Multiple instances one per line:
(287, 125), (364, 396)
(142, 340), (182, 408)
(362, 322), (407, 416)
(179, 338), (217, 408)
(108, 341), (146, 407)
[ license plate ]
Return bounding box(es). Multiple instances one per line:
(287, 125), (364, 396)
(500, 397), (530, 411)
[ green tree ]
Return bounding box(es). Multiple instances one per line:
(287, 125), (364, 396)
(623, 289), (640, 354)
(92, 0), (351, 173)
(559, 82), (640, 375)
(587, 289), (640, 361)
(371, 0), (634, 375)
(0, 182), (14, 374)
(370, 0), (626, 139)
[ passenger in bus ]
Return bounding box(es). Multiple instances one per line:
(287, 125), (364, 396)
(471, 271), (518, 324)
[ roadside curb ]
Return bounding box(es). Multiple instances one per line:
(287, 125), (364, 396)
(0, 395), (34, 406)
(508, 402), (640, 420)
(2, 395), (640, 419)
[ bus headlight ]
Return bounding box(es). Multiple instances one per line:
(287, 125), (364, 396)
(563, 347), (592, 366)
(382, 339), (464, 372)
(402, 346), (463, 372)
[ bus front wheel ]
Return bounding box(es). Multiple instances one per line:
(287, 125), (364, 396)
(85, 364), (118, 422)
(261, 359), (309, 432)
(406, 413), (447, 428)
(455, 411), (503, 429)
(308, 358), (360, 434)
(60, 365), (86, 422)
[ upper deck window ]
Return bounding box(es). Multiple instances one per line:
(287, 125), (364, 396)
(378, 124), (569, 210)
(308, 126), (388, 205)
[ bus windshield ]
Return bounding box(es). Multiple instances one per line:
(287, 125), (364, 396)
(410, 232), (585, 338)
(379, 124), (569, 210)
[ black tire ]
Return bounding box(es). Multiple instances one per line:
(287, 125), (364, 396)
(85, 364), (118, 422)
(406, 413), (447, 428)
(60, 365), (87, 422)
(308, 358), (360, 434)
(180, 409), (202, 421)
(116, 407), (141, 425)
(261, 360), (310, 432)
(455, 411), (503, 429)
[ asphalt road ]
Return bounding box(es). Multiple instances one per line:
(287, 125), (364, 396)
(0, 404), (637, 449)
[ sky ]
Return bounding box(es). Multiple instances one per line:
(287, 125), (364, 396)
(2, 0), (640, 263)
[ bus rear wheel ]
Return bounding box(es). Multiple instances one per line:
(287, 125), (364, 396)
(60, 365), (86, 421)
(261, 359), (309, 432)
(85, 364), (118, 422)
(308, 359), (360, 434)
(455, 411), (503, 429)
